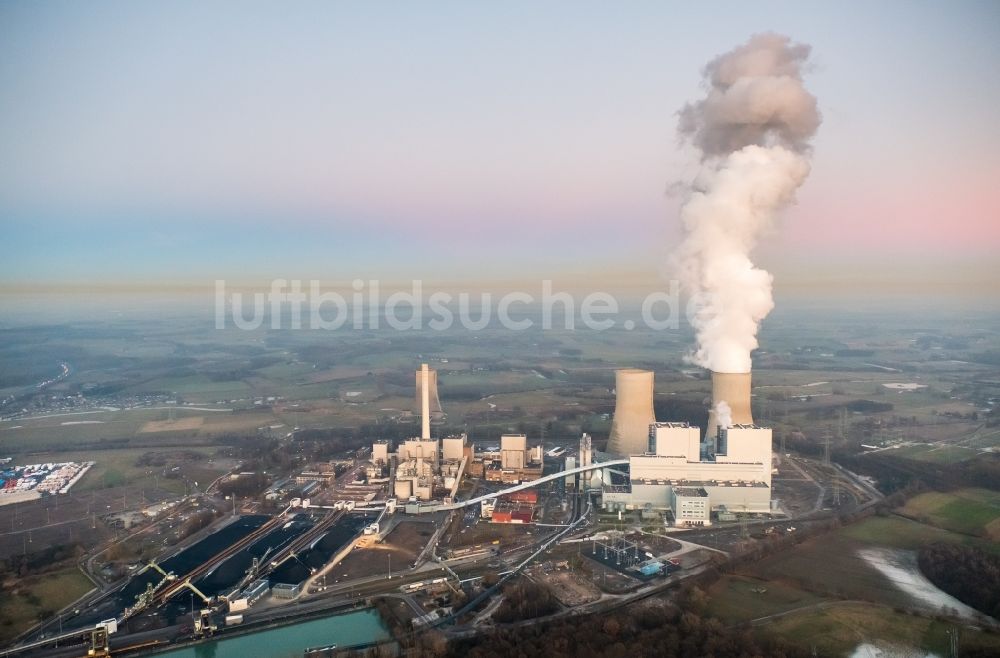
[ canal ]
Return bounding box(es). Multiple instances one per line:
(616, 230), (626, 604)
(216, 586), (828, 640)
(155, 608), (391, 658)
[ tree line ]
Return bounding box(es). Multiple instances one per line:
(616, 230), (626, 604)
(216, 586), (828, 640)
(918, 542), (1000, 619)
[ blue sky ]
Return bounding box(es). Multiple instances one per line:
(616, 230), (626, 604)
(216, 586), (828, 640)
(1, 1), (998, 291)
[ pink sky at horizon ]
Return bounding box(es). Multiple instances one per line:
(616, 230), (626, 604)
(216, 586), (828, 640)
(1, 2), (998, 295)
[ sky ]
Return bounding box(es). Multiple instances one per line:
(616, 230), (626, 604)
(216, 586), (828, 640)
(1, 1), (998, 297)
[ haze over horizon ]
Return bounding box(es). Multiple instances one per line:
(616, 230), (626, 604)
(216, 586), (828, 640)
(2, 2), (998, 300)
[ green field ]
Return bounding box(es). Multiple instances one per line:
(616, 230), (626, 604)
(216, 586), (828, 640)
(707, 513), (1000, 656)
(20, 446), (223, 494)
(0, 406), (284, 454)
(750, 531), (914, 608)
(706, 575), (826, 621)
(0, 567), (94, 645)
(839, 514), (1000, 554)
(131, 375), (251, 398)
(964, 426), (1000, 450)
(899, 488), (1000, 539)
(761, 601), (1000, 657)
(890, 444), (979, 464)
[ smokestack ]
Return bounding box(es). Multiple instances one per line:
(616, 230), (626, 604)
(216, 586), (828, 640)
(705, 371), (753, 442)
(607, 369), (656, 456)
(415, 366), (443, 418)
(420, 363), (431, 440)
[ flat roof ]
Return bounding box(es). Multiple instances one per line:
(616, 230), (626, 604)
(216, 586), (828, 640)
(673, 487), (708, 497)
(630, 478), (769, 489)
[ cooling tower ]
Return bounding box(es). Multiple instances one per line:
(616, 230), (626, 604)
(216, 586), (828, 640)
(607, 369), (656, 456)
(705, 371), (753, 442)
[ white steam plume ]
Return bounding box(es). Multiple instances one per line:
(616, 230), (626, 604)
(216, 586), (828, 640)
(714, 401), (733, 430)
(673, 33), (820, 374)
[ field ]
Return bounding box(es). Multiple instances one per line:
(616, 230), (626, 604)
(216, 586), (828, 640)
(761, 601), (1000, 657)
(705, 575), (826, 621)
(139, 416), (205, 433)
(840, 514), (1000, 554)
(16, 446), (226, 494)
(748, 516), (1000, 606)
(706, 512), (1000, 656)
(0, 566), (94, 645)
(0, 407), (282, 453)
(750, 532), (914, 609)
(898, 488), (1000, 539)
(889, 444), (979, 464)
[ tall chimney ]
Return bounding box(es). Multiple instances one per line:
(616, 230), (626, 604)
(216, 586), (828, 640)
(705, 371), (753, 442)
(420, 363), (431, 440)
(607, 369), (656, 456)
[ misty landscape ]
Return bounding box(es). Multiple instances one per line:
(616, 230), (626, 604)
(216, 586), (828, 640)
(1, 3), (998, 658)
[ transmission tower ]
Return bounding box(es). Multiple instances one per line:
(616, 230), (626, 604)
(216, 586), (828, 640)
(832, 473), (842, 506)
(823, 430), (831, 466)
(739, 513), (750, 540)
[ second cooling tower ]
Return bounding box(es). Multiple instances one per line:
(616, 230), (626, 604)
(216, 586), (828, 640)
(705, 371), (753, 442)
(607, 369), (656, 456)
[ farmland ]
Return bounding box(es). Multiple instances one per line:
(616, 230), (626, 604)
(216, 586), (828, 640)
(0, 566), (93, 645)
(898, 488), (1000, 539)
(705, 513), (1000, 656)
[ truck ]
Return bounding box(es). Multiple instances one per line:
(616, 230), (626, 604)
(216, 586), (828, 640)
(225, 614), (244, 626)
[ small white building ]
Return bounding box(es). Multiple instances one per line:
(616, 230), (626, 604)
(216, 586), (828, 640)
(671, 487), (710, 526)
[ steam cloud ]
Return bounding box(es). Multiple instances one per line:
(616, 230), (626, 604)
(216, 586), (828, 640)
(714, 401), (733, 430)
(673, 33), (820, 374)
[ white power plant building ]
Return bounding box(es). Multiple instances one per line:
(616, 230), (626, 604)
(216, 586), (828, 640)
(602, 370), (774, 519)
(442, 435), (466, 461)
(500, 434), (528, 470)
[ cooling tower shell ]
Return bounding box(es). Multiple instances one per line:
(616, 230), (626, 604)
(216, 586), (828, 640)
(607, 369), (656, 456)
(705, 371), (753, 441)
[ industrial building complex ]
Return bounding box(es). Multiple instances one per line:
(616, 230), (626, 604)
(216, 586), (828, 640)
(375, 363), (773, 524)
(378, 365), (545, 506)
(601, 370), (774, 519)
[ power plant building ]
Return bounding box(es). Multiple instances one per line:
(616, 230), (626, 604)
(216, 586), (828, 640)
(442, 435), (466, 461)
(500, 434), (528, 470)
(671, 487), (710, 526)
(379, 364), (469, 501)
(372, 441), (390, 464)
(602, 370), (774, 518)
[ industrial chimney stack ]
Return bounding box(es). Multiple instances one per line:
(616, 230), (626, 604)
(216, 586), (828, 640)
(420, 363), (431, 440)
(705, 371), (753, 443)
